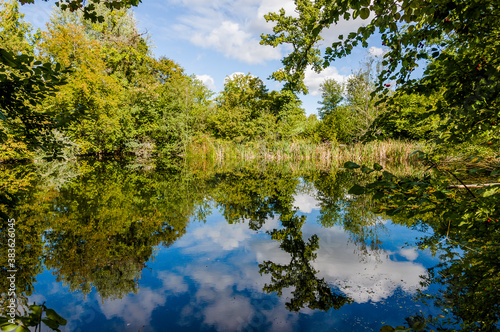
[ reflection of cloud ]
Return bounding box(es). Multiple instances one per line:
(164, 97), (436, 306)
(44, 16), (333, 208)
(203, 292), (254, 331)
(310, 225), (426, 303)
(171, 219), (300, 331)
(293, 193), (320, 213)
(178, 210), (427, 310)
(399, 248), (419, 261)
(30, 202), (429, 331)
(179, 220), (252, 251)
(157, 272), (188, 294)
(99, 288), (166, 331)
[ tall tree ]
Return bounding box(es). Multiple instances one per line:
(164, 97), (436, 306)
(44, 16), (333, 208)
(0, 0), (69, 154)
(261, 0), (500, 146)
(318, 79), (343, 120)
(0, 0), (141, 156)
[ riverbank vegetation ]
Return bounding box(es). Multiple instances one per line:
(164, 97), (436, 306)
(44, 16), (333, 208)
(3, 0), (497, 169)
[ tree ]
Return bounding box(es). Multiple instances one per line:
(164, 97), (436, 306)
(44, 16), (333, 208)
(262, 0), (500, 146)
(316, 60), (381, 143)
(0, 0), (142, 156)
(268, 89), (307, 139)
(264, 3), (500, 328)
(209, 73), (276, 141)
(20, 0), (141, 23)
(0, 0), (70, 156)
(318, 78), (343, 120)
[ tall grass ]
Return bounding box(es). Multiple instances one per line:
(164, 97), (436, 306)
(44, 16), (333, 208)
(187, 137), (420, 168)
(184, 137), (429, 179)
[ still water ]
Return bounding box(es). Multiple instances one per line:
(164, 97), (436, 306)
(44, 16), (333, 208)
(0, 159), (488, 331)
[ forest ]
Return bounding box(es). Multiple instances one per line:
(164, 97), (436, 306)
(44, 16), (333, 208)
(1, 0), (499, 331)
(1, 0), (484, 163)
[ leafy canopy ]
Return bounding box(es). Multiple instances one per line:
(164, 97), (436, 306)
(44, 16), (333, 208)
(262, 0), (500, 144)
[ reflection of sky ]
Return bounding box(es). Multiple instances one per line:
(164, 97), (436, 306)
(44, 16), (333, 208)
(29, 191), (442, 331)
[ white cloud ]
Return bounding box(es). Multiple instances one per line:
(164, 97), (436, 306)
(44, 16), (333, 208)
(320, 10), (376, 46)
(177, 219), (253, 252)
(369, 46), (387, 57)
(225, 71), (246, 83)
(399, 248), (419, 261)
(163, 0), (285, 64)
(304, 66), (350, 96)
(190, 20), (281, 64)
(309, 225), (427, 303)
(196, 74), (216, 91)
(157, 272), (189, 294)
(176, 215), (428, 312)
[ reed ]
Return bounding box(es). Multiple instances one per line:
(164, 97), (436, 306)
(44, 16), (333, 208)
(187, 138), (420, 166)
(184, 138), (428, 179)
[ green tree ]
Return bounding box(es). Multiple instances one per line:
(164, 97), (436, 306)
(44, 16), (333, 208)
(268, 89), (307, 139)
(209, 73), (276, 141)
(262, 0), (500, 146)
(316, 64), (381, 143)
(0, 0), (70, 157)
(318, 78), (343, 120)
(366, 91), (442, 140)
(0, 0), (142, 156)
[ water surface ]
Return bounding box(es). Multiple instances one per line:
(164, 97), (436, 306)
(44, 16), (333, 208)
(0, 160), (486, 331)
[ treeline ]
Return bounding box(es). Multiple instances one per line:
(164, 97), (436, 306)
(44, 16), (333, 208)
(0, 0), (494, 163)
(0, 1), (312, 161)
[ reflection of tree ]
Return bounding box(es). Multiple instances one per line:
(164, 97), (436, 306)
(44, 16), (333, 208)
(356, 168), (500, 331)
(0, 163), (44, 313)
(312, 170), (385, 259)
(210, 167), (352, 312)
(37, 160), (208, 299)
(416, 221), (500, 331)
(259, 212), (352, 312)
(2, 159), (208, 302)
(209, 167), (299, 230)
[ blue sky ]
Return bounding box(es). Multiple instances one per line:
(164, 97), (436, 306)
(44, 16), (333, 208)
(20, 0), (387, 116)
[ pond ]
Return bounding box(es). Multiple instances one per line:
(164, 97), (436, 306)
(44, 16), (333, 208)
(0, 159), (496, 331)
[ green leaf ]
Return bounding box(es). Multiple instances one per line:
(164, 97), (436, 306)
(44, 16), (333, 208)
(382, 171), (396, 180)
(434, 191), (447, 199)
(348, 184), (365, 195)
(361, 165), (374, 174)
(45, 309), (66, 325)
(360, 8), (370, 20)
(482, 187), (498, 197)
(373, 191), (385, 200)
(379, 326), (394, 332)
(41, 318), (60, 331)
(411, 320), (427, 331)
(14, 326), (29, 332)
(373, 163), (383, 171)
(29, 305), (42, 317)
(344, 161), (360, 169)
(0, 323), (18, 332)
(394, 328), (411, 332)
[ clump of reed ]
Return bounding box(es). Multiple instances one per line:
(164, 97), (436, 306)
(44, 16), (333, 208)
(332, 139), (421, 165)
(186, 137), (421, 170)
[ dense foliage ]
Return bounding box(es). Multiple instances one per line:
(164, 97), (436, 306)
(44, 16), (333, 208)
(0, 0), (316, 161)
